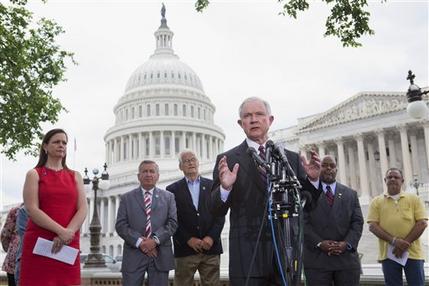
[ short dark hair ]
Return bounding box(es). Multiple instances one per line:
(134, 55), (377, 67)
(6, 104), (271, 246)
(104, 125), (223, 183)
(35, 128), (69, 169)
(385, 167), (403, 178)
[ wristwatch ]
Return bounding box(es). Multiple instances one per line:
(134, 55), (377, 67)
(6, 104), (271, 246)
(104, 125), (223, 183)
(316, 242), (322, 248)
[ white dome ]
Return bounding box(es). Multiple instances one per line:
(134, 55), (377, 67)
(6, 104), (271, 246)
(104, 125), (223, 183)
(125, 54), (204, 92)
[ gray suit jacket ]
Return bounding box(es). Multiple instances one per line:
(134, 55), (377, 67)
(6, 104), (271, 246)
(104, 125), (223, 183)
(115, 187), (178, 273)
(303, 182), (363, 270)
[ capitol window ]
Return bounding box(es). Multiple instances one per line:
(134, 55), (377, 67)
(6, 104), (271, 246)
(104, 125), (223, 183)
(147, 104), (151, 116)
(183, 104), (187, 116)
(174, 104), (178, 116)
(156, 104), (160, 116)
(191, 106), (194, 118)
(139, 105), (142, 117)
(165, 103), (169, 115)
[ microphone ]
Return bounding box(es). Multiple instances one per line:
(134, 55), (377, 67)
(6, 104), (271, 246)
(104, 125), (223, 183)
(267, 140), (289, 164)
(300, 190), (313, 209)
(247, 147), (269, 170)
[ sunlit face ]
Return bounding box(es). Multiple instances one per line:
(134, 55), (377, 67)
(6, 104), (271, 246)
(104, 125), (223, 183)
(138, 163), (159, 190)
(320, 156), (337, 184)
(179, 152), (199, 178)
(237, 100), (273, 144)
(384, 169), (404, 195)
(43, 133), (67, 159)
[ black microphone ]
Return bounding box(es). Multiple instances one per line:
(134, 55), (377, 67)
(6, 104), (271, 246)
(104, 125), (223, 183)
(268, 140), (289, 164)
(247, 147), (269, 170)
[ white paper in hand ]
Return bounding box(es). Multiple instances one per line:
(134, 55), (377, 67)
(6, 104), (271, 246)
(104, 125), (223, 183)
(387, 244), (409, 266)
(32, 237), (79, 265)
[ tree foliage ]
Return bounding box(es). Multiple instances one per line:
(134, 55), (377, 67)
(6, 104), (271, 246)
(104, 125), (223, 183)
(0, 0), (74, 159)
(195, 0), (379, 47)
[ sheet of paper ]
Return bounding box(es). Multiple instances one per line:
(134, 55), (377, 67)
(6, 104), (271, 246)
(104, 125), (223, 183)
(387, 244), (409, 266)
(32, 237), (79, 265)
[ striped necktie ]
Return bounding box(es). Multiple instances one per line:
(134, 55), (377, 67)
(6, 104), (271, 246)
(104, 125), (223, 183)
(326, 185), (334, 207)
(258, 145), (267, 186)
(144, 191), (152, 237)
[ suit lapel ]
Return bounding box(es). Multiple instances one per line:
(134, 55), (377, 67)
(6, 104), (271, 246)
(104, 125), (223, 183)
(331, 183), (343, 213)
(151, 187), (159, 212)
(133, 188), (146, 215)
(197, 178), (209, 211)
(180, 178), (197, 211)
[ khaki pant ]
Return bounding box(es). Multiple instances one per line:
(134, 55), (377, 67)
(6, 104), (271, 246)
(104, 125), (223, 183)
(174, 254), (220, 286)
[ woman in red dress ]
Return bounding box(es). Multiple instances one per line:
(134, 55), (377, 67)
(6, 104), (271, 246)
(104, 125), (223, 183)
(20, 129), (87, 286)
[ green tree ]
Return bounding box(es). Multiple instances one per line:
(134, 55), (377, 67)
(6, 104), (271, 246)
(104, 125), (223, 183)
(195, 0), (379, 47)
(0, 0), (74, 160)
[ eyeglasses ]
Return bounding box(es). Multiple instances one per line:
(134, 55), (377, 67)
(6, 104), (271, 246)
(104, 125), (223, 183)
(183, 157), (197, 164)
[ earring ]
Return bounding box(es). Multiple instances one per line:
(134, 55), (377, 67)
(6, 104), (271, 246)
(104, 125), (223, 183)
(44, 149), (48, 155)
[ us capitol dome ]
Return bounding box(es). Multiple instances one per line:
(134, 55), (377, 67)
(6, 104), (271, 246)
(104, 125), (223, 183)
(80, 6), (225, 258)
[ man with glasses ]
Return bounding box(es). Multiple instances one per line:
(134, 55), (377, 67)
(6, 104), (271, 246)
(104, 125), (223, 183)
(167, 150), (225, 286)
(368, 168), (427, 286)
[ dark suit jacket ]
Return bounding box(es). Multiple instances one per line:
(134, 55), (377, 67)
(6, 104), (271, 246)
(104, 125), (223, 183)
(210, 140), (319, 278)
(166, 176), (224, 257)
(303, 182), (363, 270)
(115, 187), (178, 274)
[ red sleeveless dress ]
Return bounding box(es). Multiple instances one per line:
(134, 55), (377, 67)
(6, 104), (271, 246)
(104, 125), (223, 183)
(20, 167), (81, 286)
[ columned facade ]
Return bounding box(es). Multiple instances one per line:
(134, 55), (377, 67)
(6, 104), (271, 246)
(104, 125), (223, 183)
(80, 10), (226, 259)
(271, 91), (429, 204)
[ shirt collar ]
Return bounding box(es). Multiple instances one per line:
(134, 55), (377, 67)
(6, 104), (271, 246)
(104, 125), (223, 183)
(384, 191), (405, 200)
(321, 181), (337, 193)
(246, 138), (268, 152)
(186, 176), (200, 184)
(141, 186), (155, 195)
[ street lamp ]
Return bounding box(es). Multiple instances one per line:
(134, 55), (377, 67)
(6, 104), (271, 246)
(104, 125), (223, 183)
(406, 70), (429, 119)
(83, 163), (110, 268)
(411, 175), (422, 196)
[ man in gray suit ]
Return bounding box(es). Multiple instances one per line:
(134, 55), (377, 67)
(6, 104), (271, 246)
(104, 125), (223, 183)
(116, 160), (178, 286)
(303, 155), (363, 286)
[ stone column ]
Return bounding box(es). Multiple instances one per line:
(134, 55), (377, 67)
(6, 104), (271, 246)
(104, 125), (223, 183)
(107, 196), (113, 234)
(119, 136), (124, 162)
(367, 140), (377, 197)
(182, 132), (186, 150)
(387, 137), (397, 167)
(128, 134), (132, 160)
(409, 130), (420, 178)
(356, 134), (370, 204)
(105, 142), (109, 165)
(209, 136), (214, 160)
(336, 138), (347, 184)
(318, 142), (326, 158)
(376, 129), (388, 193)
(347, 145), (357, 190)
(423, 122), (429, 170)
(202, 135), (207, 161)
(139, 132), (143, 159)
(114, 195), (120, 235)
(193, 133), (197, 154)
(171, 131), (175, 156)
(149, 132), (154, 157)
(100, 198), (105, 234)
(399, 125), (413, 185)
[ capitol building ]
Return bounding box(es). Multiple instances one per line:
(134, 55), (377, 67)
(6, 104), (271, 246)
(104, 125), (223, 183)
(80, 10), (225, 259)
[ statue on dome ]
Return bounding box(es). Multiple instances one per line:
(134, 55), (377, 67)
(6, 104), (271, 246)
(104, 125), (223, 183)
(161, 3), (166, 18)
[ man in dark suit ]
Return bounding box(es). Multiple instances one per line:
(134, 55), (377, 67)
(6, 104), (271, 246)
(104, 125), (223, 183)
(166, 150), (225, 286)
(210, 97), (321, 286)
(116, 160), (178, 286)
(303, 155), (363, 286)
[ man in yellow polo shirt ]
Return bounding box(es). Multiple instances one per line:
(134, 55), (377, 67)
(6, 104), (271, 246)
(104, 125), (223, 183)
(367, 167), (428, 286)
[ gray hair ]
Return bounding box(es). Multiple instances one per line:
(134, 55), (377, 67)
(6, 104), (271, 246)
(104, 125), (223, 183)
(238, 97), (272, 118)
(178, 149), (198, 163)
(138, 160), (159, 174)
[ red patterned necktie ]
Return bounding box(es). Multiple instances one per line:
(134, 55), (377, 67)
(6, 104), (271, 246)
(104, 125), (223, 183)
(258, 145), (267, 186)
(144, 191), (152, 237)
(326, 185), (334, 207)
